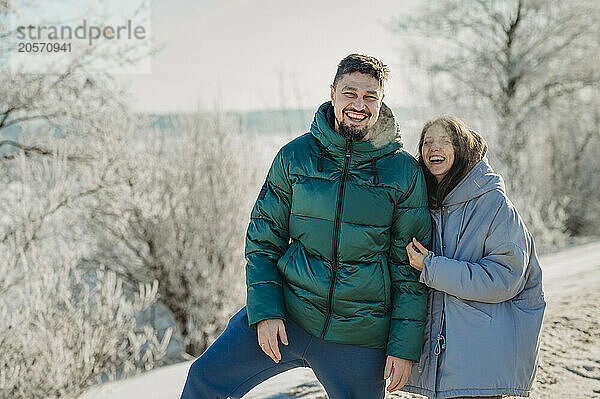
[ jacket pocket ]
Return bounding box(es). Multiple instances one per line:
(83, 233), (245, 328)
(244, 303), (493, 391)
(442, 296), (514, 392)
(446, 295), (492, 320)
(277, 240), (299, 276)
(511, 293), (546, 311)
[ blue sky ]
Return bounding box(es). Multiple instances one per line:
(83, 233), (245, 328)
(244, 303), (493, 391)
(114, 0), (426, 112)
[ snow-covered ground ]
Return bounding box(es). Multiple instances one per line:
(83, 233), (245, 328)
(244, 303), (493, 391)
(80, 241), (600, 399)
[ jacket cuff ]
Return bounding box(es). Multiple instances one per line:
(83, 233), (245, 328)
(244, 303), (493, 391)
(386, 319), (425, 362)
(419, 251), (436, 286)
(246, 283), (286, 327)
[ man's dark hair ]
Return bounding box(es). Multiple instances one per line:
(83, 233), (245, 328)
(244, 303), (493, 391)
(332, 54), (390, 88)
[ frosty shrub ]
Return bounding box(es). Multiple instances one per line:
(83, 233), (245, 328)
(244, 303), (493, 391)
(0, 148), (170, 398)
(508, 185), (569, 255)
(0, 263), (169, 399)
(83, 112), (268, 356)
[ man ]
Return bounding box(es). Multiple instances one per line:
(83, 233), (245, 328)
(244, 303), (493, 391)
(181, 54), (431, 399)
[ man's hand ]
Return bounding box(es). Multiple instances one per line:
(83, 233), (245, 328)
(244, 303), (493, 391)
(384, 355), (412, 392)
(256, 318), (288, 363)
(406, 237), (429, 272)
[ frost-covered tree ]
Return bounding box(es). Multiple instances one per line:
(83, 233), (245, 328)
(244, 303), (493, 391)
(0, 1), (174, 397)
(0, 0), (283, 375)
(392, 0), (600, 243)
(0, 0), (150, 137)
(544, 92), (600, 236)
(393, 0), (599, 179)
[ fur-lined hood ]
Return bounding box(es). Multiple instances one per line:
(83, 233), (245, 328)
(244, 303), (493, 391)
(310, 101), (403, 161)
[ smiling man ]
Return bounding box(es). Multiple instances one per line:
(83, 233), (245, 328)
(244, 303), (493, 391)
(180, 54), (432, 399)
(331, 69), (382, 141)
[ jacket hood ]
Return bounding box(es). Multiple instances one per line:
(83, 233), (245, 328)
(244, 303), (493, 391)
(443, 157), (505, 206)
(310, 101), (402, 159)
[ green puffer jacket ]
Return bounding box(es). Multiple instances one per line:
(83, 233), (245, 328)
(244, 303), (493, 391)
(245, 101), (432, 361)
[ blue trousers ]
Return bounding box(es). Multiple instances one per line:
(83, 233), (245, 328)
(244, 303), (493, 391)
(180, 307), (386, 399)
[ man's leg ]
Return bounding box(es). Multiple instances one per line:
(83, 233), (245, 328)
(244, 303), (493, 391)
(304, 335), (387, 399)
(180, 307), (309, 399)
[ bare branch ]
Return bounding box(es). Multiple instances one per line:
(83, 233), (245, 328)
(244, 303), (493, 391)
(0, 140), (95, 162)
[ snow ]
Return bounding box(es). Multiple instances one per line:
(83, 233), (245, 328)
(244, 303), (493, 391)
(79, 240), (600, 399)
(79, 361), (319, 399)
(540, 241), (600, 290)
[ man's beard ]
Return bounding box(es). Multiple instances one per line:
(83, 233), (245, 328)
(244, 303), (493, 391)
(338, 120), (369, 142)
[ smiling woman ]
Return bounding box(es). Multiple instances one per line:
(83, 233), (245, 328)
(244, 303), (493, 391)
(421, 125), (455, 183)
(417, 117), (487, 209)
(403, 116), (545, 399)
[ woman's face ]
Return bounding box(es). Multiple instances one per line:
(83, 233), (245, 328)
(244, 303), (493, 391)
(422, 125), (455, 183)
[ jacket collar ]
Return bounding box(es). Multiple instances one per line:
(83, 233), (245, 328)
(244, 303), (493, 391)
(309, 101), (402, 160)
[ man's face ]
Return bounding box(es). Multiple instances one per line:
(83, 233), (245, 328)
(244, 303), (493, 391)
(330, 72), (384, 141)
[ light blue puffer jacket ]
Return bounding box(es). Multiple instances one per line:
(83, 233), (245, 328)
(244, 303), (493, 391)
(402, 158), (546, 399)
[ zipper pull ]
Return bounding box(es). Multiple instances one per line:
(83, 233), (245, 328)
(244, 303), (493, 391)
(434, 334), (446, 355)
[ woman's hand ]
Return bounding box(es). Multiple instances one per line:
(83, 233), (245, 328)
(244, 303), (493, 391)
(406, 237), (429, 272)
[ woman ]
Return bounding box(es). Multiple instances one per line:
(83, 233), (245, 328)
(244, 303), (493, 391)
(402, 116), (545, 399)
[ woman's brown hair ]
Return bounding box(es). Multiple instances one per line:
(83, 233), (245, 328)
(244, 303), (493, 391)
(417, 116), (488, 209)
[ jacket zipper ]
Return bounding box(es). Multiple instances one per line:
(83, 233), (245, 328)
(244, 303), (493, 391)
(433, 207), (447, 397)
(320, 139), (353, 339)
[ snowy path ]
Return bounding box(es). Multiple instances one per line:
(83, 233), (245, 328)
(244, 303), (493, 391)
(80, 240), (600, 399)
(540, 241), (600, 289)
